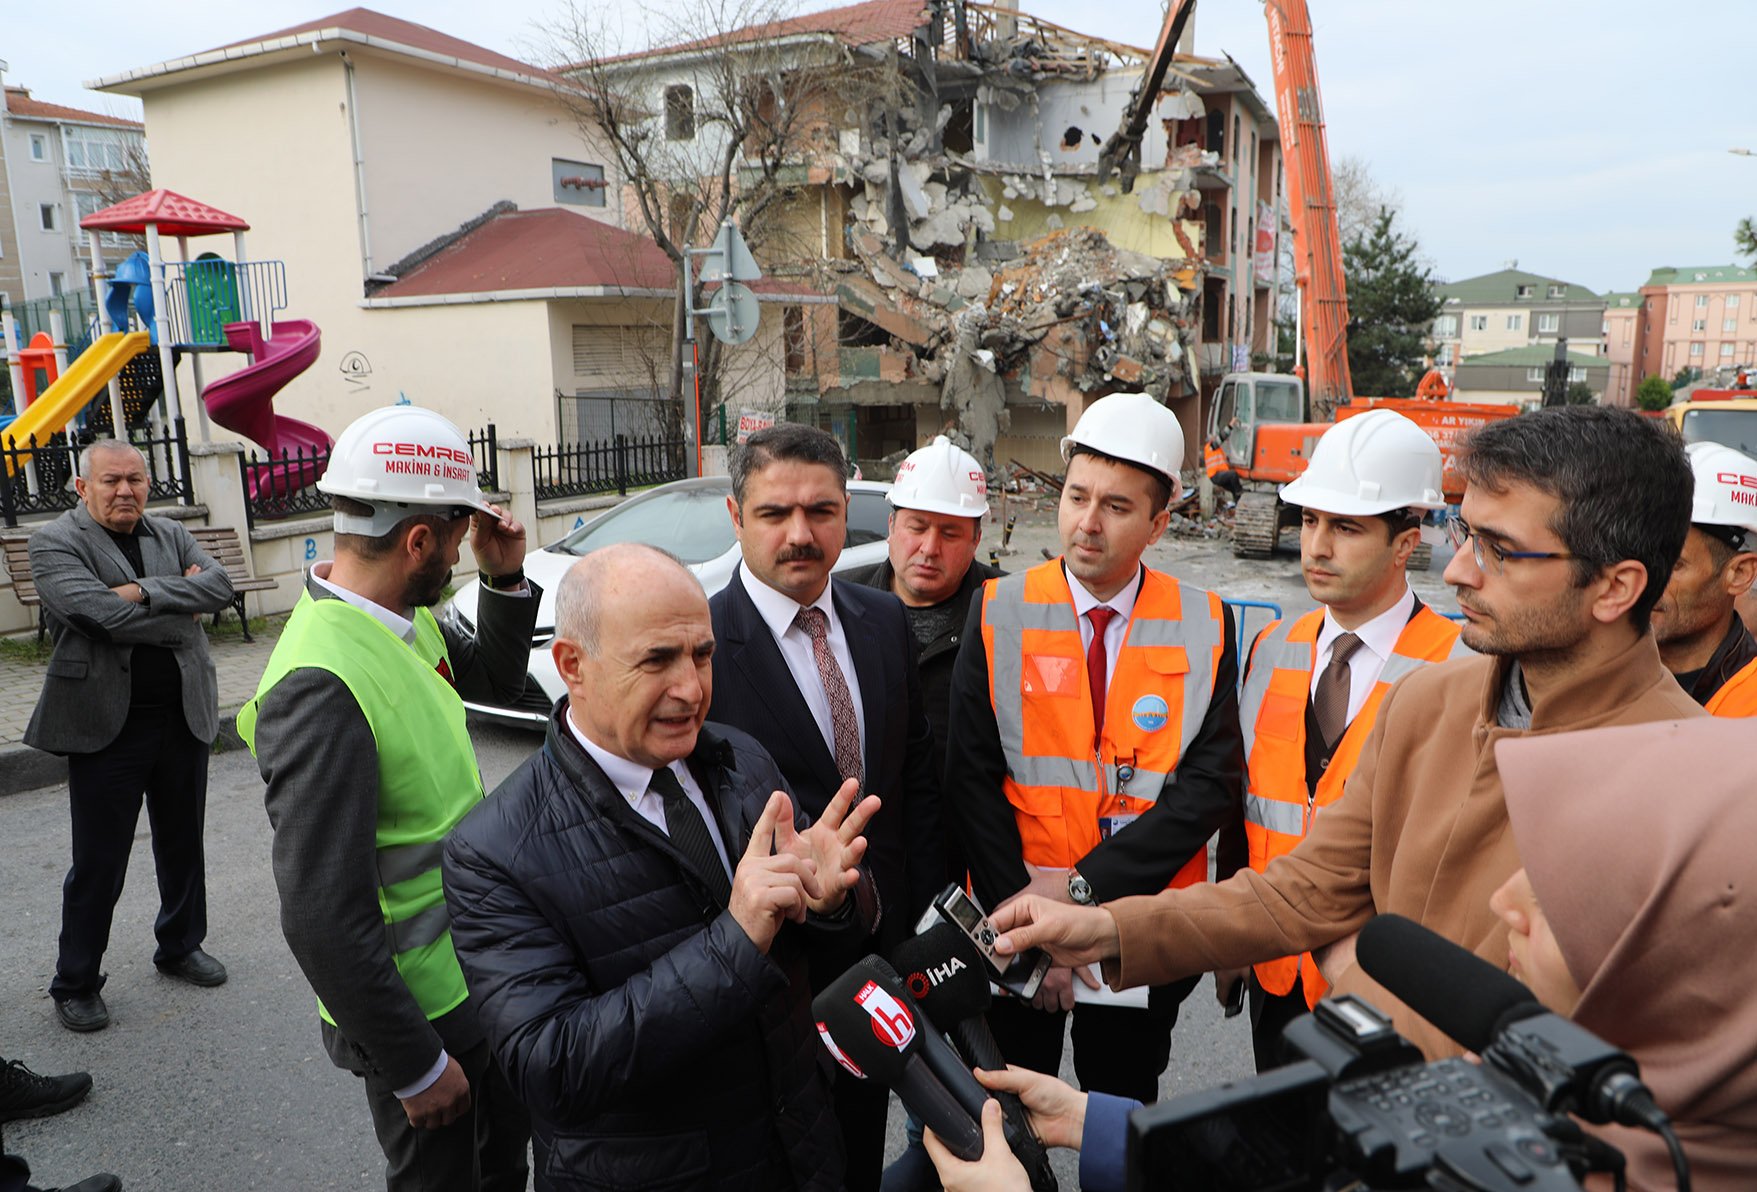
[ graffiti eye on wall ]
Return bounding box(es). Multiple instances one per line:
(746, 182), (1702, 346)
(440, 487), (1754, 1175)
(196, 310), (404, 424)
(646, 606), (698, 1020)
(339, 351), (373, 384)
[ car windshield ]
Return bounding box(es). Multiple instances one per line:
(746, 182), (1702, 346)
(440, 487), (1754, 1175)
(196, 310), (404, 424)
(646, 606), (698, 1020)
(1254, 379), (1304, 423)
(1681, 409), (1757, 457)
(551, 487), (735, 563)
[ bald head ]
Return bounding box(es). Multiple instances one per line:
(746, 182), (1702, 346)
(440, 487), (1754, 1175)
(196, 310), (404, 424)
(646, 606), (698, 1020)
(552, 543), (715, 768)
(555, 543), (701, 656)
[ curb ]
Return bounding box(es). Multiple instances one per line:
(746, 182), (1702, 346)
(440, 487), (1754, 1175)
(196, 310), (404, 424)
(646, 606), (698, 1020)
(0, 710), (250, 799)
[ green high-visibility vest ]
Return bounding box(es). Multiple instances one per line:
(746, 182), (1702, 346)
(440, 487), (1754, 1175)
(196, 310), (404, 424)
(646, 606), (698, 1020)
(239, 592), (483, 1025)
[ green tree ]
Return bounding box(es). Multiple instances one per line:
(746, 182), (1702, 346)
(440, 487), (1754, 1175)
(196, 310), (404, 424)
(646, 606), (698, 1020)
(1343, 209), (1442, 400)
(1737, 216), (1756, 261)
(1635, 374), (1673, 412)
(1565, 380), (1596, 405)
(1671, 365), (1701, 389)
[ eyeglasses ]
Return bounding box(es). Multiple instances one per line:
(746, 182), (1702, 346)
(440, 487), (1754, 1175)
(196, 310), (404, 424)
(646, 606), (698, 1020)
(1444, 517), (1574, 576)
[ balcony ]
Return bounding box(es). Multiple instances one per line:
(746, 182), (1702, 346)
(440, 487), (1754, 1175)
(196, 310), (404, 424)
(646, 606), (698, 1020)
(159, 260), (288, 349)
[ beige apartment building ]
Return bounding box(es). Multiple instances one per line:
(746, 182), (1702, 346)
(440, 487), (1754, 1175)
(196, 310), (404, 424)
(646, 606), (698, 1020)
(1430, 268), (1604, 376)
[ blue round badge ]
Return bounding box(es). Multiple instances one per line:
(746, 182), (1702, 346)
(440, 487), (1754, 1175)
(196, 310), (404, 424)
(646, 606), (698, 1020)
(1131, 694), (1170, 732)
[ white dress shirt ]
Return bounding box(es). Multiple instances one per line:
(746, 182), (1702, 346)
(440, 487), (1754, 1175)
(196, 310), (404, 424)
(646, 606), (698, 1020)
(1064, 562), (1144, 695)
(564, 709), (733, 878)
(739, 569), (868, 763)
(1310, 584), (1416, 726)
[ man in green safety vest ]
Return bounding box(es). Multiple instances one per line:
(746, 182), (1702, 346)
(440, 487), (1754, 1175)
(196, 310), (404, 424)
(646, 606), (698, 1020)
(240, 406), (538, 1192)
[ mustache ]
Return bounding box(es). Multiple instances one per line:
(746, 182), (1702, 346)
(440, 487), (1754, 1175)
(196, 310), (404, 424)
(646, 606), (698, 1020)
(775, 544), (824, 564)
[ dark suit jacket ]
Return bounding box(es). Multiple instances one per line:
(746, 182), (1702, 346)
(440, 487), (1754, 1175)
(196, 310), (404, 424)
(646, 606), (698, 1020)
(709, 564), (942, 951)
(25, 504), (234, 753)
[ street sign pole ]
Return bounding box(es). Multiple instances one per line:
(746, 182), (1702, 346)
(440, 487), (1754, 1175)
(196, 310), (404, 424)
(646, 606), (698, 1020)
(684, 220), (764, 476)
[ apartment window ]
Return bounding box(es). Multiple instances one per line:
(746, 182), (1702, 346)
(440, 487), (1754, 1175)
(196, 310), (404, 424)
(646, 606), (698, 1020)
(1515, 285), (1534, 299)
(1506, 314), (1523, 331)
(1569, 367), (1586, 382)
(1526, 367), (1545, 382)
(39, 203), (59, 231)
(1438, 344), (1454, 364)
(1722, 343), (1737, 358)
(1729, 295), (1741, 309)
(1537, 313), (1559, 334)
(1469, 315), (1487, 331)
(551, 159), (607, 207)
(48, 272), (66, 297)
(665, 85), (695, 141)
(1622, 324), (1631, 347)
(1726, 318), (1739, 333)
(1232, 114), (1240, 166)
(29, 134), (48, 161)
(1696, 294), (1710, 308)
(1601, 318), (1608, 335)
(1434, 315), (1458, 336)
(62, 127), (128, 173)
(1694, 319), (1708, 332)
(1548, 284), (1566, 298)
(1691, 342), (1705, 357)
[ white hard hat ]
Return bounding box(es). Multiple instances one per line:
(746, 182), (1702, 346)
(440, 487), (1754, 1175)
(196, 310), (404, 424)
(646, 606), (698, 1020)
(889, 435), (990, 517)
(317, 405), (499, 536)
(1685, 440), (1757, 546)
(1279, 409), (1446, 516)
(1060, 392), (1184, 491)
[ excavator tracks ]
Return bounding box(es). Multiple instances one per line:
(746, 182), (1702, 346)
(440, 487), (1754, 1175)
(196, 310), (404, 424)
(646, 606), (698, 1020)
(1230, 492), (1281, 558)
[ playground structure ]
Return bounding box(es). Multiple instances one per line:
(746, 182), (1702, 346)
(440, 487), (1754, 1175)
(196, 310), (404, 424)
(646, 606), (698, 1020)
(1, 188), (329, 500)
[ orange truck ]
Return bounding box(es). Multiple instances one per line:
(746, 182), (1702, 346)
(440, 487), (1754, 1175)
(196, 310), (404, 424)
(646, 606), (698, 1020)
(1206, 372), (1516, 561)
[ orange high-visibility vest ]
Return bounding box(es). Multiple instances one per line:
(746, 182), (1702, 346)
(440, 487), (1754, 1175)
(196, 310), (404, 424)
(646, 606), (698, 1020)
(979, 561), (1225, 890)
(1706, 655), (1757, 717)
(1204, 440), (1229, 479)
(1238, 604), (1469, 1006)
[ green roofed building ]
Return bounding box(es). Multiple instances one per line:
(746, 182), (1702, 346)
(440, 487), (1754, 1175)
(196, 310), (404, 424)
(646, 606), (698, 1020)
(1451, 344), (1609, 408)
(1428, 268), (1606, 384)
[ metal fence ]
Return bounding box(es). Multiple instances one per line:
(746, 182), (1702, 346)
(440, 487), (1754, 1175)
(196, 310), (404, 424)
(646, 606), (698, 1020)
(0, 420), (193, 528)
(243, 423), (498, 529)
(532, 434), (686, 501)
(161, 259), (288, 348)
(557, 393), (685, 445)
(12, 293), (103, 359)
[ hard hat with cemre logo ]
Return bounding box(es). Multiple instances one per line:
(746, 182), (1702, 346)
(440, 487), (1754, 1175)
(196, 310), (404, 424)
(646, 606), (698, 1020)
(1059, 392), (1185, 498)
(888, 435), (990, 517)
(317, 405), (500, 536)
(1279, 409), (1446, 516)
(1685, 440), (1757, 548)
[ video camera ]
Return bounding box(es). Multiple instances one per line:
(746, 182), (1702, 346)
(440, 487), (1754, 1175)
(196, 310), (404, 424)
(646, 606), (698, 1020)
(1125, 915), (1683, 1191)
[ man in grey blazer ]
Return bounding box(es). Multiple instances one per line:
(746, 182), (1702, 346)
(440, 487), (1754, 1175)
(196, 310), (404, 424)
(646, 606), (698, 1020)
(25, 439), (236, 1033)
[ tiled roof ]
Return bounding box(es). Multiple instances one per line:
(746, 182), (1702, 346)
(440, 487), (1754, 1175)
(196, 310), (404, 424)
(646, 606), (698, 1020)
(1644, 264), (1757, 288)
(1435, 268), (1599, 306)
(1455, 346), (1608, 369)
(1603, 291), (1642, 308)
(3, 87), (141, 128)
(373, 209), (678, 297)
(588, 0), (926, 67)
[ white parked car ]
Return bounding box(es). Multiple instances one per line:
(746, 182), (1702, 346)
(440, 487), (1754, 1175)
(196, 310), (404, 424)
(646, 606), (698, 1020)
(445, 476), (895, 727)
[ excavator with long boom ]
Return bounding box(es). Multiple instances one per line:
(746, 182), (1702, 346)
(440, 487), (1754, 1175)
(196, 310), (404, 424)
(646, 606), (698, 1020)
(1100, 0), (1514, 562)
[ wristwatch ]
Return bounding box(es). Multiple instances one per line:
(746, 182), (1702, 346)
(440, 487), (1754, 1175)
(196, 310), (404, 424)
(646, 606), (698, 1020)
(1067, 871), (1095, 906)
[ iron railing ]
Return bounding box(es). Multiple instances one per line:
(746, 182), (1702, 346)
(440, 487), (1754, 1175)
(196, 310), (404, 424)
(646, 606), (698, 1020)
(244, 423), (498, 528)
(0, 419), (193, 528)
(532, 434), (686, 501)
(557, 394), (685, 445)
(161, 259), (288, 348)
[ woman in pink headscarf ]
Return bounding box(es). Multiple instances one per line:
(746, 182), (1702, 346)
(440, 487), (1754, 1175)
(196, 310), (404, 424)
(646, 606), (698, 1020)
(1496, 717), (1757, 1191)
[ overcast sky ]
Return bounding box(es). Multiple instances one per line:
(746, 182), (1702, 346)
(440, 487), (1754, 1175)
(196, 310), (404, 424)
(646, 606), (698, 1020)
(6, 0), (1751, 295)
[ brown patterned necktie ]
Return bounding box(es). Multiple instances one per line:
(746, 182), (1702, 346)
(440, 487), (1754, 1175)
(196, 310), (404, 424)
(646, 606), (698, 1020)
(794, 606), (865, 789)
(1313, 632), (1363, 748)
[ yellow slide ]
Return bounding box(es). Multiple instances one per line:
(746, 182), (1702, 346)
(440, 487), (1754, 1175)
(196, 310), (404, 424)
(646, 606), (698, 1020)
(3, 331), (152, 469)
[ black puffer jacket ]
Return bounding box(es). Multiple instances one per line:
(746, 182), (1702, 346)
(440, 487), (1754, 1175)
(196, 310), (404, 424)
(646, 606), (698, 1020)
(443, 705), (874, 1192)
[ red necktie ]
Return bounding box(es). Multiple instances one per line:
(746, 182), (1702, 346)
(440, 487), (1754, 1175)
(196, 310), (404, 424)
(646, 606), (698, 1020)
(1087, 606), (1115, 742)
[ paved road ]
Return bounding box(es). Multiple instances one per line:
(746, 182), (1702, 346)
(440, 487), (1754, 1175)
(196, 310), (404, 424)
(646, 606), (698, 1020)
(1, 527), (1463, 1189)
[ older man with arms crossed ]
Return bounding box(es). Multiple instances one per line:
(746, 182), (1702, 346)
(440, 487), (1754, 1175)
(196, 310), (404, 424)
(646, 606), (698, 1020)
(26, 439), (235, 1033)
(990, 405), (1703, 1061)
(443, 544), (879, 1191)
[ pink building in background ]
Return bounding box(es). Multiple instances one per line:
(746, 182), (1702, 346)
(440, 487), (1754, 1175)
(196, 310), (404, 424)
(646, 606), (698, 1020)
(1633, 264), (1757, 389)
(1601, 291), (1639, 406)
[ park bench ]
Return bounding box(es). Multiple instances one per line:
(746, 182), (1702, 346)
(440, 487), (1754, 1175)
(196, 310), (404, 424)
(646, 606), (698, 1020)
(2, 524), (277, 644)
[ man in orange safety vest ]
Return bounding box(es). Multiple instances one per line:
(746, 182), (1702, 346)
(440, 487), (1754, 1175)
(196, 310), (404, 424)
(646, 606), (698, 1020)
(1233, 410), (1470, 1070)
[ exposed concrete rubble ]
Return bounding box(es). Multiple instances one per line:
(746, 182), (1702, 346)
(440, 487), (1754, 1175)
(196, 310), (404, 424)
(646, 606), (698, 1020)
(797, 1), (1253, 465)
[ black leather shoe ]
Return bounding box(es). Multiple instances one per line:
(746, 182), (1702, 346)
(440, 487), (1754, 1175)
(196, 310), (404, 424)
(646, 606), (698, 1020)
(0, 1057), (93, 1121)
(155, 949), (227, 987)
(54, 994), (110, 1033)
(45, 1174), (122, 1191)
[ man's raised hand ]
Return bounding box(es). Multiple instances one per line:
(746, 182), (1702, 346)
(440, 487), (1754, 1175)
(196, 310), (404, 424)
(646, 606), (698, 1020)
(778, 777), (878, 915)
(729, 792), (821, 953)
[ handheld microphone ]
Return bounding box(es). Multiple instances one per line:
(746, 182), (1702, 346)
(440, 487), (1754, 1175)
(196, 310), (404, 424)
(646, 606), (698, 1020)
(1356, 915), (1670, 1134)
(893, 925), (1059, 1191)
(812, 955), (985, 1162)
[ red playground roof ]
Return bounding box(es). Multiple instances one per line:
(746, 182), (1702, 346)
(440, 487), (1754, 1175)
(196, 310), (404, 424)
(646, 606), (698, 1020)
(80, 189), (250, 236)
